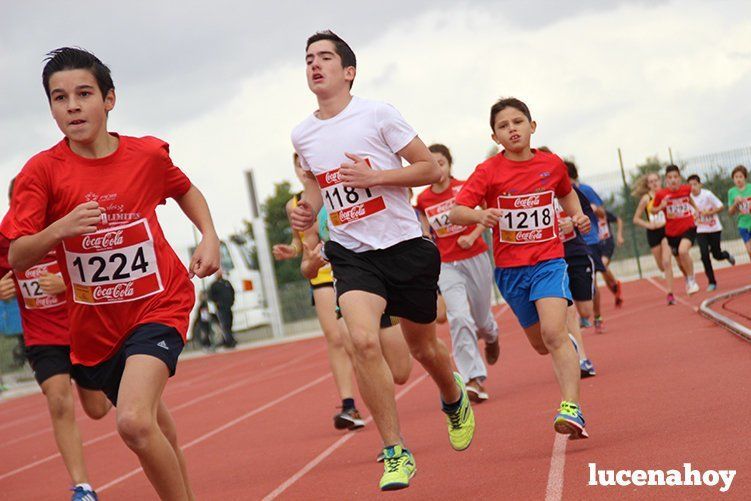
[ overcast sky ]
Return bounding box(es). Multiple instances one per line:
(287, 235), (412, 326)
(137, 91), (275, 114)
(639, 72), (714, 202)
(1, 0), (749, 249)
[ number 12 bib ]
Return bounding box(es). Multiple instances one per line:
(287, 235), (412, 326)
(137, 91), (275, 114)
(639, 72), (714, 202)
(63, 219), (164, 305)
(15, 259), (65, 310)
(316, 165), (386, 227)
(498, 191), (556, 244)
(425, 198), (465, 237)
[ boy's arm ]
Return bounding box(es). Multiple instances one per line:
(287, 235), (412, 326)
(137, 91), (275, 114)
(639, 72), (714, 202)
(299, 229), (325, 280)
(615, 216), (624, 246)
(558, 190), (591, 234)
(458, 224), (487, 249)
(417, 211), (433, 238)
(9, 201), (102, 271)
(174, 185), (220, 278)
(339, 137), (440, 188)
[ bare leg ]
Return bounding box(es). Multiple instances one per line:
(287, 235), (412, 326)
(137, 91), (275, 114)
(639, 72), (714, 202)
(661, 239), (675, 293)
(379, 323), (413, 385)
(574, 299), (593, 321)
(77, 385), (111, 420)
(677, 239), (695, 281)
(313, 286), (354, 400)
(41, 374), (89, 484)
(650, 245), (665, 272)
(116, 355), (189, 501)
(157, 400), (194, 501)
(436, 294), (447, 324)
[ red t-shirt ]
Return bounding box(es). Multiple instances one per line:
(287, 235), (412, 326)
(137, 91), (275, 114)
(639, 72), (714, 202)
(0, 135), (195, 366)
(0, 237), (69, 346)
(415, 178), (489, 263)
(653, 185), (695, 237)
(454, 150), (572, 268)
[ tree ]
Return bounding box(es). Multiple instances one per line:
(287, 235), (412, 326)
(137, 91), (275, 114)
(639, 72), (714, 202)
(261, 181), (302, 286)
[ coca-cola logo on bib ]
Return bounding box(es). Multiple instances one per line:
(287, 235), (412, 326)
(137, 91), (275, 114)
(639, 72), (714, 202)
(82, 230), (124, 251)
(514, 195), (541, 209)
(92, 282), (135, 301)
(25, 265), (51, 279)
(325, 170), (341, 185)
(34, 295), (61, 308)
(337, 204), (367, 224)
(517, 229), (544, 242)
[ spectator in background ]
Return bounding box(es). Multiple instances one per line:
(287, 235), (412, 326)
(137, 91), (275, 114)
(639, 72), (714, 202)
(192, 290), (217, 351)
(209, 269), (237, 348)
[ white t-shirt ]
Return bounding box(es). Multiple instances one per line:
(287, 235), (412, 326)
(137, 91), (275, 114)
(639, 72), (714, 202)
(691, 188), (723, 233)
(291, 96), (422, 252)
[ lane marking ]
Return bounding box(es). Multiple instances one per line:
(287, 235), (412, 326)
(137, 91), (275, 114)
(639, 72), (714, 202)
(263, 372), (430, 500)
(544, 433), (568, 501)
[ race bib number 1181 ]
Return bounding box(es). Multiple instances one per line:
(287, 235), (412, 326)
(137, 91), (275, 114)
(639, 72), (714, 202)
(316, 164), (387, 226)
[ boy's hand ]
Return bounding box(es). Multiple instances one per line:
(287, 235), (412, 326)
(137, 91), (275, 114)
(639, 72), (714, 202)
(340, 153), (379, 188)
(39, 273), (66, 295)
(558, 217), (574, 235)
(478, 208), (503, 227)
(0, 271), (16, 300)
(617, 235), (625, 246)
(571, 214), (591, 234)
(272, 244), (298, 261)
(290, 201), (316, 231)
(54, 201), (103, 239)
(457, 235), (475, 249)
(303, 240), (327, 274)
(189, 235), (220, 278)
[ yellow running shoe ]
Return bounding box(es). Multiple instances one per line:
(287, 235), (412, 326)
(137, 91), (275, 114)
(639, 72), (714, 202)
(379, 445), (416, 491)
(444, 372), (475, 451)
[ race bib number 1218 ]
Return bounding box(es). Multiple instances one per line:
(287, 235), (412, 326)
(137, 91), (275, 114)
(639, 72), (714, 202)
(498, 191), (557, 244)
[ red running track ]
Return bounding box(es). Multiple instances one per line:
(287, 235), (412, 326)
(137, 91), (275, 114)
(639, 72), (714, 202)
(0, 265), (749, 499)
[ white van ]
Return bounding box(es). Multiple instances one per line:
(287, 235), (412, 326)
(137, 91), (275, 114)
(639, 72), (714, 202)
(182, 234), (270, 335)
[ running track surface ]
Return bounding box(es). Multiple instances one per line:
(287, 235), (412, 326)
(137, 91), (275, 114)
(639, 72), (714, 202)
(1, 265), (749, 500)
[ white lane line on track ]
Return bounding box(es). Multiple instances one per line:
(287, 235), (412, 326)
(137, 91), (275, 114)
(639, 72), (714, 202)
(0, 348), (325, 481)
(544, 433), (568, 501)
(645, 277), (699, 311)
(262, 372), (430, 500)
(96, 372), (333, 493)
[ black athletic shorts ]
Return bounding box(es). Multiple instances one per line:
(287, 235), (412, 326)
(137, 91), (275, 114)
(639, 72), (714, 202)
(26, 345), (71, 385)
(646, 227), (665, 248)
(71, 323), (184, 406)
(586, 244), (607, 273)
(324, 237), (440, 324)
(598, 238), (616, 260)
(565, 255), (595, 302)
(667, 227), (697, 255)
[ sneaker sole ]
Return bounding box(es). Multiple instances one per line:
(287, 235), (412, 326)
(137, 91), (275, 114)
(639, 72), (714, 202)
(580, 370), (596, 378)
(380, 468), (416, 491)
(334, 416), (365, 430)
(554, 418), (589, 440)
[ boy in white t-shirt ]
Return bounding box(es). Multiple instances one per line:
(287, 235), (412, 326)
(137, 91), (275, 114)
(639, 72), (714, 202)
(289, 31), (475, 492)
(688, 175), (735, 290)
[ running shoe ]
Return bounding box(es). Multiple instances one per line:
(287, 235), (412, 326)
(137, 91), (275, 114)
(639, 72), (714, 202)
(553, 401), (589, 440)
(667, 293), (676, 306)
(614, 281), (623, 308)
(594, 316), (604, 334)
(444, 372), (475, 451)
(707, 283), (717, 292)
(728, 254), (736, 266)
(376, 450), (386, 462)
(686, 281), (700, 295)
(71, 486), (98, 501)
(485, 338), (500, 365)
(379, 445), (416, 491)
(579, 317), (592, 328)
(333, 407), (365, 430)
(580, 359), (596, 378)
(466, 378), (489, 403)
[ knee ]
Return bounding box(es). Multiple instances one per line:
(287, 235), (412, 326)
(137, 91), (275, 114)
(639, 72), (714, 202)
(82, 400), (111, 420)
(46, 392), (74, 421)
(117, 410), (156, 452)
(348, 329), (381, 360)
(409, 337), (440, 364)
(392, 368), (410, 386)
(324, 327), (346, 351)
(540, 327), (565, 351)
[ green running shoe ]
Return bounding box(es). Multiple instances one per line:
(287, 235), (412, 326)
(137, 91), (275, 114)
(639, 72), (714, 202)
(554, 401), (589, 439)
(444, 372), (475, 451)
(379, 445), (416, 491)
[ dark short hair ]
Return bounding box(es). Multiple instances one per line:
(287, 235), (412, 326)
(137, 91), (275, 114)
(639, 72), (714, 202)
(687, 174), (701, 183)
(306, 31), (356, 88)
(732, 165), (748, 179)
(564, 160), (578, 180)
(428, 144), (453, 166)
(42, 47), (114, 101)
(665, 164), (681, 176)
(490, 97), (532, 131)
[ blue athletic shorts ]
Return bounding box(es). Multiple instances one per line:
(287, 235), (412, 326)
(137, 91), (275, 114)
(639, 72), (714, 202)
(494, 259), (573, 329)
(740, 227), (751, 243)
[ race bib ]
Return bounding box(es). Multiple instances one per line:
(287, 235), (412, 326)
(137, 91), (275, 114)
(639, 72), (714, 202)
(554, 200), (576, 243)
(665, 197), (692, 219)
(316, 165), (386, 226)
(498, 191), (556, 244)
(740, 197), (751, 215)
(425, 198), (465, 238)
(62, 219), (164, 305)
(598, 218), (611, 240)
(15, 260), (65, 310)
(696, 212), (718, 228)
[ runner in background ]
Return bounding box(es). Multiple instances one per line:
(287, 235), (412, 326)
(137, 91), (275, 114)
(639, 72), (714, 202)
(688, 174), (735, 291)
(728, 165), (751, 260)
(651, 165), (700, 296)
(632, 172), (680, 304)
(598, 209), (624, 268)
(415, 143), (500, 403)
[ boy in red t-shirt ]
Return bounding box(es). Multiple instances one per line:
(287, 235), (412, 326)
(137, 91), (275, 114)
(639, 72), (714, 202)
(2, 48), (219, 500)
(650, 165), (700, 295)
(450, 98), (591, 439)
(415, 143), (499, 403)
(0, 179), (111, 501)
